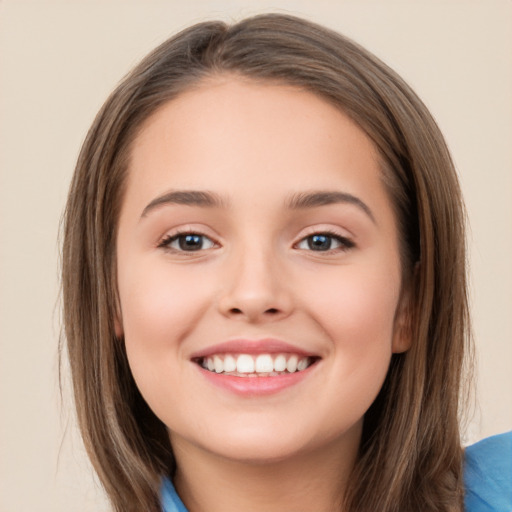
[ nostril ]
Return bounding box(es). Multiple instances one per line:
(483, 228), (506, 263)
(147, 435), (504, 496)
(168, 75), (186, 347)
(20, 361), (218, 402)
(228, 307), (280, 316)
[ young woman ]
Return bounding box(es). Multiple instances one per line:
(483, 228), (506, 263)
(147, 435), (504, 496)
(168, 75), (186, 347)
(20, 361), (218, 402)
(61, 13), (511, 512)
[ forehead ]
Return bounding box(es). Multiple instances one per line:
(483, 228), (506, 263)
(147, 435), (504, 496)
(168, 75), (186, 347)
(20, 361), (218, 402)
(127, 77), (383, 197)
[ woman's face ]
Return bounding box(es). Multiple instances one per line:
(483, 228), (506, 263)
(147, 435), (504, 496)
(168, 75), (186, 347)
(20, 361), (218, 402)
(116, 77), (410, 464)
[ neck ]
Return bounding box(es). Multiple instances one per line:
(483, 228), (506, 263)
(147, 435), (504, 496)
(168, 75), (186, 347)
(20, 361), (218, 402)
(171, 426), (360, 512)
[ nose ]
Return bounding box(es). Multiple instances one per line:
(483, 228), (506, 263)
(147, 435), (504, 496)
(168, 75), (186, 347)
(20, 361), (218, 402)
(217, 245), (293, 323)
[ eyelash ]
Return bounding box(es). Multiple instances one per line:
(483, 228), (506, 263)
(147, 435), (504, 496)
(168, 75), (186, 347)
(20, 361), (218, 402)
(157, 229), (355, 254)
(158, 230), (217, 253)
(294, 230), (355, 253)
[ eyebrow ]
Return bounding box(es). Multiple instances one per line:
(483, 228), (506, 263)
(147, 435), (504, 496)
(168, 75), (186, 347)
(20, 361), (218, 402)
(141, 190), (226, 217)
(286, 191), (376, 223)
(141, 189), (375, 224)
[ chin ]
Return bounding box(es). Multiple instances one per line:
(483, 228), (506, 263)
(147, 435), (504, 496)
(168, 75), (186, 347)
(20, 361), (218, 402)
(211, 440), (308, 465)
(195, 420), (352, 466)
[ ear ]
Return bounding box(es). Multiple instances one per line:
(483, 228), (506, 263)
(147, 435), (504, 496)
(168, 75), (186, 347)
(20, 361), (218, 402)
(391, 263), (419, 354)
(392, 298), (412, 353)
(114, 314), (124, 338)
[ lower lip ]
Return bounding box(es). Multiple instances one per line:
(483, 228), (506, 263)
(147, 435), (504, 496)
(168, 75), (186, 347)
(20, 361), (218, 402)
(197, 364), (317, 396)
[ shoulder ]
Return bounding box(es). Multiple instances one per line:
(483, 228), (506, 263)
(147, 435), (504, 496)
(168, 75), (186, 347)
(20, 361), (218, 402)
(464, 431), (512, 512)
(161, 478), (189, 512)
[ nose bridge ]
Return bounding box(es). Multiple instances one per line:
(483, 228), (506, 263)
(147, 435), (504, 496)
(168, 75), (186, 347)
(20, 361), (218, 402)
(218, 235), (291, 321)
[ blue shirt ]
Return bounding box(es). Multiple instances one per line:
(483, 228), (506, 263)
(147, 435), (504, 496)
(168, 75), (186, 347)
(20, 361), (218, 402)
(161, 478), (188, 512)
(161, 431), (512, 512)
(464, 431), (512, 511)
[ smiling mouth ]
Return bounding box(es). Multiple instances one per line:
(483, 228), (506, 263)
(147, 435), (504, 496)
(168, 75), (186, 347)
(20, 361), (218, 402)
(194, 353), (320, 377)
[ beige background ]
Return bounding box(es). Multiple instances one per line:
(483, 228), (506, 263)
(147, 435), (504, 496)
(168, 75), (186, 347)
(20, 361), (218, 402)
(1, 1), (511, 511)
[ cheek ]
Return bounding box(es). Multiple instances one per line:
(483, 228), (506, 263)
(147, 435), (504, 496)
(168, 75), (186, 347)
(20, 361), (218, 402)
(301, 266), (400, 344)
(117, 260), (215, 420)
(118, 259), (212, 359)
(297, 265), (400, 392)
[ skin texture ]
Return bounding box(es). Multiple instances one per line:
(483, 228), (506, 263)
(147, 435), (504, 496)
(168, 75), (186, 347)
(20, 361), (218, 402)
(115, 77), (410, 512)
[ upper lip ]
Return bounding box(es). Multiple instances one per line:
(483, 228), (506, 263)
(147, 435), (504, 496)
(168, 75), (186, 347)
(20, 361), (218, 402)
(190, 338), (319, 359)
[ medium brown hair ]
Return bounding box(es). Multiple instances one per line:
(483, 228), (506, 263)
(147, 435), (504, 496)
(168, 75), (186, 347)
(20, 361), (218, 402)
(62, 13), (471, 512)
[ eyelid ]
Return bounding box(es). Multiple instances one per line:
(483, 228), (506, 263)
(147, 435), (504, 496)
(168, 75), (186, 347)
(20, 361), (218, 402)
(295, 224), (354, 241)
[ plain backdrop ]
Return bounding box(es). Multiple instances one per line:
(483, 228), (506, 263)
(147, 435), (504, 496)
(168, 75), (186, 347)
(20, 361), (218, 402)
(1, 1), (511, 511)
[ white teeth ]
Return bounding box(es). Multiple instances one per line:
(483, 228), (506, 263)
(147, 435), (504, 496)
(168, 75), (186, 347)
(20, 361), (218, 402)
(255, 354), (274, 373)
(214, 355), (223, 373)
(286, 355), (298, 373)
(274, 354), (287, 372)
(224, 354), (236, 372)
(297, 358), (308, 371)
(236, 354), (255, 373)
(202, 353), (314, 375)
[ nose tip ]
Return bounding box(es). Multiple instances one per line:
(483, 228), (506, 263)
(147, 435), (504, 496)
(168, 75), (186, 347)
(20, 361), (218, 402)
(217, 254), (292, 323)
(219, 292), (291, 323)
